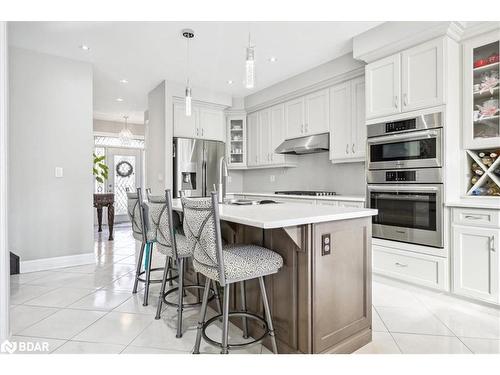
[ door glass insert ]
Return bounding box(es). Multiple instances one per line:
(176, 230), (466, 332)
(113, 155), (136, 216)
(370, 191), (437, 231)
(472, 41), (499, 139)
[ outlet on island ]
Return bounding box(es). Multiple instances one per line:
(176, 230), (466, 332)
(270, 175), (276, 182)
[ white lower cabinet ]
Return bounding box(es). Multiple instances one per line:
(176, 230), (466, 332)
(373, 245), (448, 290)
(452, 223), (499, 303)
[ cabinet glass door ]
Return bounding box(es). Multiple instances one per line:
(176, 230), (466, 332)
(472, 40), (499, 140)
(229, 119), (244, 165)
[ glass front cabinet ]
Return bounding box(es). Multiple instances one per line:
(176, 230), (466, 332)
(463, 30), (500, 149)
(226, 114), (247, 169)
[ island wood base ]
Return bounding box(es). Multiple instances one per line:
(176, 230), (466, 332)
(184, 216), (372, 354)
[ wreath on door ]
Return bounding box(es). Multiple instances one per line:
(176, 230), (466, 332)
(116, 160), (134, 178)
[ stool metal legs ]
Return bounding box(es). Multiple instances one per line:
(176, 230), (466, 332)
(132, 242), (146, 294)
(221, 283), (231, 354)
(143, 243), (153, 306)
(176, 258), (185, 338)
(212, 280), (222, 314)
(155, 256), (173, 320)
(240, 281), (249, 339)
(193, 278), (211, 354)
(259, 276), (278, 354)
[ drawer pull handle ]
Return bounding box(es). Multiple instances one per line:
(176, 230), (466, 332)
(395, 262), (408, 268)
(491, 237), (496, 252)
(464, 215), (482, 220)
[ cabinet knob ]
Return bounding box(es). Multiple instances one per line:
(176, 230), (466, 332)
(394, 96), (398, 109)
(403, 93), (408, 107)
(352, 143), (355, 154)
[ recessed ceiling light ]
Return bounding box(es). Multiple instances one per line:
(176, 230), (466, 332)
(227, 80), (233, 85)
(79, 44), (90, 51)
(116, 98), (124, 102)
(119, 79), (128, 84)
(268, 57), (277, 62)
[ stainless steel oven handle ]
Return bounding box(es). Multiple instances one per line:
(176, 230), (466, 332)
(367, 185), (439, 192)
(367, 129), (439, 144)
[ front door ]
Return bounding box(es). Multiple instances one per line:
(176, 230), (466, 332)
(107, 147), (143, 223)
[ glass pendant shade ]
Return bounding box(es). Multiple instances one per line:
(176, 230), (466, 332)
(119, 116), (133, 146)
(245, 46), (255, 89)
(185, 86), (192, 117)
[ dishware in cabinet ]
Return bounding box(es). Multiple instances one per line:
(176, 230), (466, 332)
(226, 115), (247, 168)
(463, 30), (500, 149)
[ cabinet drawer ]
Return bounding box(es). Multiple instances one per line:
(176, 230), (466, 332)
(452, 208), (500, 228)
(373, 246), (447, 290)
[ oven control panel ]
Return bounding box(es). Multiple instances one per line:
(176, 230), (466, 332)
(385, 119), (416, 133)
(385, 170), (416, 182)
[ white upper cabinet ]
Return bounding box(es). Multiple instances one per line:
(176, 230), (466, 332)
(304, 89), (330, 135)
(247, 112), (260, 167)
(285, 89), (330, 139)
(173, 101), (198, 138)
(199, 107), (225, 141)
(330, 76), (366, 163)
(270, 104), (286, 164)
(173, 100), (225, 141)
(366, 54), (401, 119)
(285, 97), (304, 139)
(259, 109), (271, 165)
(330, 82), (351, 161)
(402, 38), (444, 112)
(366, 38), (445, 120)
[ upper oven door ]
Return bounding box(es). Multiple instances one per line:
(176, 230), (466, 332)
(367, 128), (442, 170)
(367, 184), (443, 248)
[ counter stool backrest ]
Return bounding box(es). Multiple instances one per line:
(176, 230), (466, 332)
(127, 188), (146, 243)
(147, 190), (178, 259)
(181, 192), (225, 286)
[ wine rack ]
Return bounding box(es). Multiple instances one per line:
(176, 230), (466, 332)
(466, 148), (500, 196)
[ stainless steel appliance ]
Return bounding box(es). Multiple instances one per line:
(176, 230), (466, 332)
(367, 112), (443, 170)
(275, 133), (329, 155)
(367, 170), (443, 248)
(275, 190), (337, 196)
(366, 111), (444, 248)
(173, 138), (225, 198)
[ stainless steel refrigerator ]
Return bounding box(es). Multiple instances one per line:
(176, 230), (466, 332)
(173, 138), (225, 198)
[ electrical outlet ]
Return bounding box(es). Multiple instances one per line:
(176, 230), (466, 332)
(321, 233), (331, 256)
(270, 175), (276, 182)
(55, 167), (63, 178)
(227, 175), (232, 183)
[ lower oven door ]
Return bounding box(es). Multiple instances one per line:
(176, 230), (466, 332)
(367, 184), (443, 248)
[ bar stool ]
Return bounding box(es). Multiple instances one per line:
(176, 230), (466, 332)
(127, 188), (163, 306)
(150, 189), (220, 338)
(182, 193), (283, 354)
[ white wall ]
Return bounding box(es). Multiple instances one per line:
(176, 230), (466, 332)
(93, 119), (145, 136)
(0, 21), (10, 342)
(145, 81), (168, 194)
(9, 47), (93, 262)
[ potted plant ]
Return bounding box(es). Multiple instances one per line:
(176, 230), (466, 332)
(93, 153), (109, 184)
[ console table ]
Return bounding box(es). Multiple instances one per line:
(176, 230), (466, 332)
(94, 193), (115, 240)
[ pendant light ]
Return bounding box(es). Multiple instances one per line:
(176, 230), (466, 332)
(182, 29), (195, 117)
(119, 115), (133, 146)
(245, 33), (255, 89)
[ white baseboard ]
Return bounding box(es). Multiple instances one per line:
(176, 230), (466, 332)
(20, 252), (95, 273)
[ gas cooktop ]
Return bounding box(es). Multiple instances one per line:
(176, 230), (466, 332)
(275, 191), (337, 197)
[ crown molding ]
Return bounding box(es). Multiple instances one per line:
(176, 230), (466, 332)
(460, 22), (500, 40)
(245, 67), (364, 114)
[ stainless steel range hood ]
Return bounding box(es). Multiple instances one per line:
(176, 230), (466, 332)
(275, 133), (329, 155)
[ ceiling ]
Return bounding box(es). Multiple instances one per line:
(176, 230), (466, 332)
(8, 21), (382, 124)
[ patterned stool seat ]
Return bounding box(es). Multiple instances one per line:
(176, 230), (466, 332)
(156, 234), (192, 258)
(194, 244), (283, 284)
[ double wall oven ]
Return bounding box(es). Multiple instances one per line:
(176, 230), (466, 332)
(366, 112), (444, 248)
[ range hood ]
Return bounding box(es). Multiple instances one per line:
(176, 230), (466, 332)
(275, 133), (329, 155)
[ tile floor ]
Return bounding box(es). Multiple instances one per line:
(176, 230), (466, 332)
(7, 225), (500, 354)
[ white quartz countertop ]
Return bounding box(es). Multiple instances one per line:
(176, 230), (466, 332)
(445, 199), (500, 210)
(228, 192), (366, 202)
(172, 199), (377, 229)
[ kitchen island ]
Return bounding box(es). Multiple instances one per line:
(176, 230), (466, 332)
(172, 199), (377, 354)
